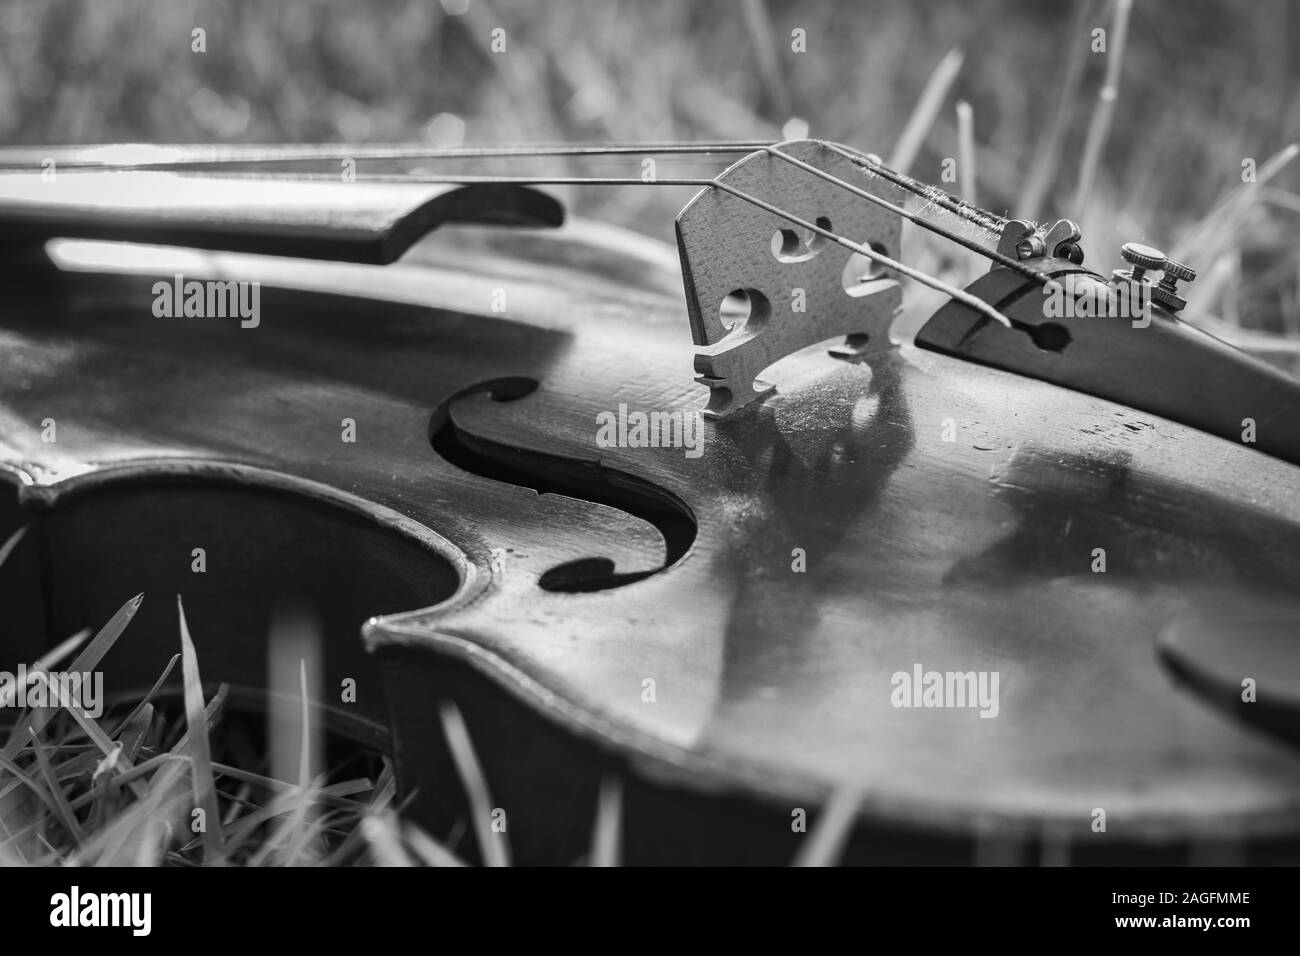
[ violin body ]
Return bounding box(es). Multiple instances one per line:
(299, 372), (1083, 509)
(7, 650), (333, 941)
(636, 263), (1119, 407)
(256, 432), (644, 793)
(2, 154), (1299, 865)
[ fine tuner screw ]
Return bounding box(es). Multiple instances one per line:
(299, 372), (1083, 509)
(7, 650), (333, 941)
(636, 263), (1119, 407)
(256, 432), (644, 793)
(1115, 242), (1194, 312)
(1160, 258), (1197, 284)
(1153, 255), (1196, 313)
(1119, 242), (1167, 282)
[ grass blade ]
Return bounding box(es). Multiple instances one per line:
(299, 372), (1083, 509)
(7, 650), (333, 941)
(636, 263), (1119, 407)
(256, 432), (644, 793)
(107, 654), (179, 738)
(18, 671), (151, 801)
(81, 762), (189, 866)
(792, 786), (862, 867)
(1018, 0), (1097, 219)
(890, 47), (963, 174)
(0, 751), (63, 830)
(405, 822), (467, 867)
(0, 628), (89, 710)
(176, 596), (226, 863)
(1071, 0), (1133, 212)
(1172, 142), (1300, 265)
(132, 817), (173, 868)
(955, 100), (976, 207)
(28, 731), (84, 846)
(361, 812), (413, 866)
(589, 775), (622, 867)
(0, 525), (27, 570)
(4, 594), (143, 760)
(66, 594), (144, 676)
(438, 700), (510, 867)
(740, 0), (792, 120)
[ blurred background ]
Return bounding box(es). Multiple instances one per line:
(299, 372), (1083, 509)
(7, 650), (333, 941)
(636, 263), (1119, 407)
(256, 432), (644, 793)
(2, 0), (1298, 358)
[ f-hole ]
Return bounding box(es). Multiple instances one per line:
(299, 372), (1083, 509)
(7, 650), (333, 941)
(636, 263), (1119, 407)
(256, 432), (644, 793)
(429, 378), (698, 592)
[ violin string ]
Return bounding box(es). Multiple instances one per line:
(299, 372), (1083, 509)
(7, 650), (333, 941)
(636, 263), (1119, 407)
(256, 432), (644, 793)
(149, 146), (1038, 292)
(0, 139), (1015, 230)
(0, 141), (1017, 326)
(163, 173), (715, 185)
(15, 140), (1019, 238)
(173, 167), (1008, 325)
(89, 143), (1026, 278)
(0, 141), (770, 172)
(760, 145), (1046, 284)
(1, 137), (1022, 248)
(704, 179), (1014, 329)
(1, 137), (1016, 232)
(821, 142), (1009, 233)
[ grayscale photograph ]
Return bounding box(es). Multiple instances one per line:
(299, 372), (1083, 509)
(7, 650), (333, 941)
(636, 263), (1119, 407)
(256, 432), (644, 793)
(0, 0), (1289, 936)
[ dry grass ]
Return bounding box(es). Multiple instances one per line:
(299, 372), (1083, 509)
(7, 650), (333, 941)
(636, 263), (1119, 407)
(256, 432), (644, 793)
(0, 594), (392, 865)
(0, 522), (433, 865)
(0, 521), (627, 866)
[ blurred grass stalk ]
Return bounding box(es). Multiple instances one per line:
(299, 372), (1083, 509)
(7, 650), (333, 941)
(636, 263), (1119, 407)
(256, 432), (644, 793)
(1019, 0), (1097, 221)
(1072, 0), (1133, 215)
(267, 600), (324, 788)
(438, 699), (510, 867)
(741, 0), (793, 121)
(956, 100), (977, 208)
(793, 785), (863, 867)
(891, 48), (964, 174)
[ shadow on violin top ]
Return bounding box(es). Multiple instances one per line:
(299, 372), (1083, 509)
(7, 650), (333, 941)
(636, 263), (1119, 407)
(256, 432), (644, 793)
(946, 444), (1300, 596)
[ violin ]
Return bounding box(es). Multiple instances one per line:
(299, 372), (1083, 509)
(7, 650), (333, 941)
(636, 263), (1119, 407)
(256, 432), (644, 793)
(1, 138), (1298, 866)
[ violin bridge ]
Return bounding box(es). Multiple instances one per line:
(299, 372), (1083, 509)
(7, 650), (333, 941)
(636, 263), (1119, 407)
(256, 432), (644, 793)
(675, 140), (906, 418)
